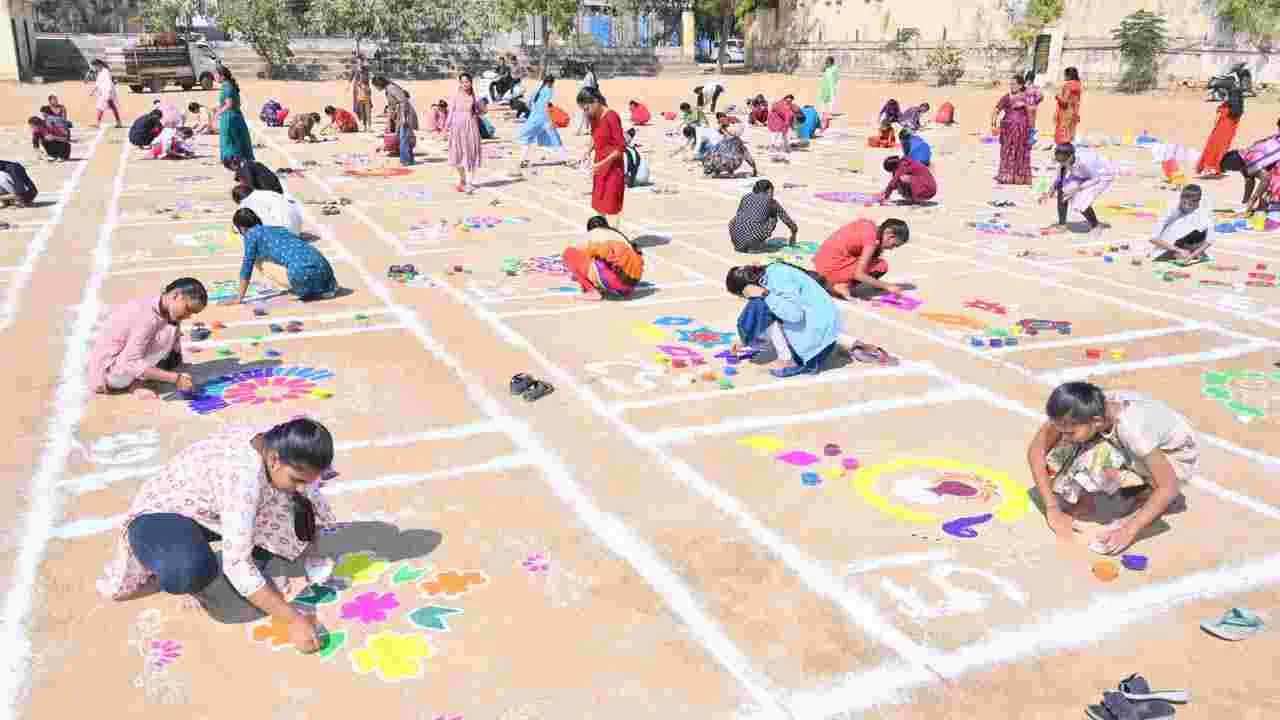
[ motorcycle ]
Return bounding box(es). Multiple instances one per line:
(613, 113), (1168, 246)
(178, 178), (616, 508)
(1207, 61), (1254, 102)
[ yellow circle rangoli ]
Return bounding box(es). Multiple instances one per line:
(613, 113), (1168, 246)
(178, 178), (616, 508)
(851, 457), (1030, 524)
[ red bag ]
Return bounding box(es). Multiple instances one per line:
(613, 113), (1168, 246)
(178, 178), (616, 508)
(277, 108), (290, 124)
(548, 104), (570, 128)
(383, 133), (399, 152)
(934, 101), (955, 125)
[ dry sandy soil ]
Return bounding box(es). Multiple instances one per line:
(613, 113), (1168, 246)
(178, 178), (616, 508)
(0, 72), (1277, 720)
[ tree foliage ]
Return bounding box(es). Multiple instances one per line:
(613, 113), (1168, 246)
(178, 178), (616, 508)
(139, 0), (196, 32)
(306, 0), (495, 67)
(926, 43), (966, 86)
(1008, 0), (1063, 48)
(1112, 9), (1167, 92)
(216, 0), (298, 66)
(1215, 0), (1280, 41)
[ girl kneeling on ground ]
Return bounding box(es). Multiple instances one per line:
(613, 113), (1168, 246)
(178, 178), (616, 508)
(228, 208), (338, 304)
(1026, 381), (1195, 555)
(726, 262), (841, 378)
(88, 277), (206, 396)
(562, 215), (645, 301)
(97, 417), (338, 654)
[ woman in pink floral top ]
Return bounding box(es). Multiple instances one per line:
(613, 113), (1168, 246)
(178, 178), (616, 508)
(87, 278), (206, 396)
(97, 418), (338, 654)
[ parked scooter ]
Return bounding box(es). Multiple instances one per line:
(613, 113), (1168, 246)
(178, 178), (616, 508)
(1208, 61), (1254, 102)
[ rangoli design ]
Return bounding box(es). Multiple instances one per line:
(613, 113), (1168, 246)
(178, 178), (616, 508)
(246, 554), (487, 682)
(206, 279), (284, 305)
(1201, 369), (1280, 421)
(675, 327), (736, 348)
(183, 366), (336, 415)
(814, 191), (879, 205)
(852, 458), (1030, 527)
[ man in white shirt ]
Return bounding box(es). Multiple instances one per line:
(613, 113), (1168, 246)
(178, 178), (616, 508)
(1149, 184), (1214, 263)
(231, 186), (303, 235)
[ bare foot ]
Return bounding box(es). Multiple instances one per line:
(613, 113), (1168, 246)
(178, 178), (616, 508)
(131, 385), (160, 399)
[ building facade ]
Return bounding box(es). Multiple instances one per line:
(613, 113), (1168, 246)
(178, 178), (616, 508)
(1, 0), (37, 81)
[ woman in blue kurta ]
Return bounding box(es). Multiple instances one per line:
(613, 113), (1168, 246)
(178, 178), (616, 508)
(796, 105), (822, 143)
(726, 262), (841, 377)
(227, 208), (337, 304)
(515, 75), (566, 172)
(216, 66), (255, 170)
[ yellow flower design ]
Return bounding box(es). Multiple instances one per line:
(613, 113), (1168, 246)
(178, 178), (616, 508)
(350, 631), (433, 682)
(332, 551), (389, 586)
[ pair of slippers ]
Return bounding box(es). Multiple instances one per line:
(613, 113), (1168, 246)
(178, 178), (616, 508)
(1086, 674), (1189, 720)
(850, 342), (899, 367)
(510, 373), (554, 401)
(1201, 606), (1264, 640)
(388, 264), (417, 276)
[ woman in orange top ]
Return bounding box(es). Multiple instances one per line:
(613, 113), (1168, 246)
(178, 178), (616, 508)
(562, 215), (645, 300)
(1054, 66), (1082, 144)
(323, 105), (359, 133)
(1197, 88), (1244, 176)
(578, 87), (626, 229)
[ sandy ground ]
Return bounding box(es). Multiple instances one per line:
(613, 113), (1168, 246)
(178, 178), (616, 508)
(0, 72), (1278, 720)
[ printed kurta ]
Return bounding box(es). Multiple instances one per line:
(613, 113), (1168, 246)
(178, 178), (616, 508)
(87, 295), (182, 393)
(97, 425), (338, 600)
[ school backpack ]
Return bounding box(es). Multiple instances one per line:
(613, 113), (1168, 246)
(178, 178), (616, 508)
(1244, 134), (1280, 176)
(548, 103), (570, 128)
(935, 102), (955, 125)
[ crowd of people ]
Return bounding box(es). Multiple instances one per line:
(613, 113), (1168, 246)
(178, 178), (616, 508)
(4, 53), (1260, 661)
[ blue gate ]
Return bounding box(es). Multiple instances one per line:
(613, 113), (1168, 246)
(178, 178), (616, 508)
(588, 15), (612, 47)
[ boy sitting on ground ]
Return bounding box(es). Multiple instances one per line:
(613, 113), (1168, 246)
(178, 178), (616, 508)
(1149, 184), (1213, 263)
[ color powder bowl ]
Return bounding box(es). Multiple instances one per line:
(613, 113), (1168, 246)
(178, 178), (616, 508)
(1092, 561), (1120, 582)
(1121, 554), (1148, 571)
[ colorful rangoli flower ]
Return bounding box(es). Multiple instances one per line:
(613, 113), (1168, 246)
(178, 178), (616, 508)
(522, 553), (550, 573)
(146, 639), (183, 670)
(675, 327), (735, 348)
(350, 631), (433, 682)
(331, 551), (390, 586)
(340, 591), (401, 625)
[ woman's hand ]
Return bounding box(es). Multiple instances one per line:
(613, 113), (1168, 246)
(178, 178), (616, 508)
(175, 373), (195, 393)
(1096, 520), (1139, 555)
(289, 613), (323, 654)
(1045, 507), (1076, 541)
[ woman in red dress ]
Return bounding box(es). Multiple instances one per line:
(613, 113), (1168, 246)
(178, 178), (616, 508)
(1197, 88), (1244, 177)
(578, 87), (626, 229)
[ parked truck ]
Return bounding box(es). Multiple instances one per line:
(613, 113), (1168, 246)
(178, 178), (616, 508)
(104, 35), (221, 94)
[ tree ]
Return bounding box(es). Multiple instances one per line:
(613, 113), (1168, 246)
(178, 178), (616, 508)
(140, 0), (196, 32)
(216, 0), (298, 67)
(491, 0), (579, 74)
(1112, 10), (1167, 92)
(1215, 0), (1280, 43)
(926, 43), (965, 86)
(885, 27), (920, 83)
(1008, 0), (1063, 49)
(307, 0), (496, 68)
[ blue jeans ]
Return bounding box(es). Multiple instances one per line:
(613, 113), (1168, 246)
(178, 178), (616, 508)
(127, 513), (276, 595)
(398, 124), (414, 166)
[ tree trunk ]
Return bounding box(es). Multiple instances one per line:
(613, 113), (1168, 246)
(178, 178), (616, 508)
(718, 0), (731, 73)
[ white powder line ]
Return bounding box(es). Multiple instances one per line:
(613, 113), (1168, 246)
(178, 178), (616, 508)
(771, 550), (1280, 720)
(109, 262), (243, 276)
(988, 323), (1206, 355)
(613, 362), (934, 412)
(1208, 243), (1280, 265)
(53, 454), (531, 539)
(479, 279), (709, 304)
(327, 454), (534, 494)
(845, 551), (951, 576)
(259, 134), (790, 718)
(187, 322), (403, 350)
(0, 127), (107, 333)
(647, 386), (975, 445)
(1037, 340), (1276, 384)
(0, 138), (129, 720)
(218, 307), (395, 327)
(494, 293), (727, 318)
(115, 217), (238, 228)
(59, 421), (505, 497)
(115, 251), (242, 263)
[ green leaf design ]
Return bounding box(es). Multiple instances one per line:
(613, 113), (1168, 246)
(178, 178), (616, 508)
(317, 630), (348, 659)
(295, 584), (338, 606)
(392, 565), (426, 584)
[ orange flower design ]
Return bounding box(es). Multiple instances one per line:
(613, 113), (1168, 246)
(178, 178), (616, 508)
(420, 570), (488, 598)
(250, 615), (294, 649)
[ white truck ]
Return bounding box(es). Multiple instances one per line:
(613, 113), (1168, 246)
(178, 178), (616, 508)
(104, 35), (221, 94)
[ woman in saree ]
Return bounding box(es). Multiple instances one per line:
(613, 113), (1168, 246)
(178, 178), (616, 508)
(1196, 88), (1244, 177)
(1054, 66), (1082, 145)
(992, 74), (1037, 185)
(216, 65), (255, 171)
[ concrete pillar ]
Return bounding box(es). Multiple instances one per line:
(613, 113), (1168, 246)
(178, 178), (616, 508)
(681, 9), (695, 61)
(1040, 28), (1065, 90)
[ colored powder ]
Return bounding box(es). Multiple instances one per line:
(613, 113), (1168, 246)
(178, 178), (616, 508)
(941, 513), (993, 538)
(737, 436), (784, 454)
(1121, 554), (1148, 571)
(823, 443), (842, 456)
(931, 480), (978, 497)
(842, 457), (861, 470)
(1092, 561), (1119, 581)
(776, 451), (820, 466)
(801, 472), (821, 486)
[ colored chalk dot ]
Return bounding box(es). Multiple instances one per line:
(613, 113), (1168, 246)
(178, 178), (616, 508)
(801, 472), (821, 486)
(842, 457), (860, 470)
(723, 366), (737, 376)
(823, 443), (842, 456)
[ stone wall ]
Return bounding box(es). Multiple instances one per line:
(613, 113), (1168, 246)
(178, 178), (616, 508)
(37, 34), (674, 82)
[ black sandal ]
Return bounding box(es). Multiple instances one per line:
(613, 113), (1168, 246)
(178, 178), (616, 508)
(510, 373), (534, 395)
(522, 380), (554, 401)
